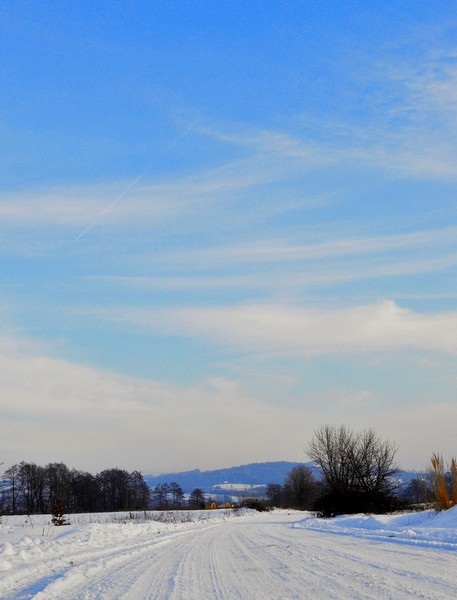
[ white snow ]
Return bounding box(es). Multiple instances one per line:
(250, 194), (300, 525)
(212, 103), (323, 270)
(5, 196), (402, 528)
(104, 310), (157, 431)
(0, 508), (456, 598)
(296, 506), (457, 551)
(212, 483), (265, 491)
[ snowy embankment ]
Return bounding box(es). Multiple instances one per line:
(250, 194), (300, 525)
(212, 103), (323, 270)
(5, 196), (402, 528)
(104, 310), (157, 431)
(296, 506), (457, 551)
(1, 508), (457, 598)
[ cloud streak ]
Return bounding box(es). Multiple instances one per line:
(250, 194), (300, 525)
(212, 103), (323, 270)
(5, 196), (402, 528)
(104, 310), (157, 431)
(0, 153), (301, 231)
(153, 225), (457, 266)
(90, 300), (457, 358)
(101, 252), (457, 297)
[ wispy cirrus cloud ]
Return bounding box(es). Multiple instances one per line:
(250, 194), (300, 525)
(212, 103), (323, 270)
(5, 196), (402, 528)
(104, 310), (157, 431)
(350, 50), (457, 178)
(3, 44), (457, 241)
(101, 252), (457, 295)
(3, 63), (457, 244)
(401, 52), (457, 125)
(0, 150), (317, 233)
(195, 122), (330, 163)
(155, 225), (457, 266)
(192, 53), (457, 180)
(262, 44), (457, 181)
(103, 222), (456, 298)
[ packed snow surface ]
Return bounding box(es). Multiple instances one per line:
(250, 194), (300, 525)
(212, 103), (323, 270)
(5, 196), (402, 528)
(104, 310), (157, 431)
(1, 507), (457, 598)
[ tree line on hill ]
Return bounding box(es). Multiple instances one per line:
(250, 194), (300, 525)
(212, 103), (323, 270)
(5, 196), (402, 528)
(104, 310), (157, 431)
(144, 461), (301, 492)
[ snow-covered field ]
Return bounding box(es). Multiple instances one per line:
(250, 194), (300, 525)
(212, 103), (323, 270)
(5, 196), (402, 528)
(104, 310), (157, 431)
(1, 507), (456, 599)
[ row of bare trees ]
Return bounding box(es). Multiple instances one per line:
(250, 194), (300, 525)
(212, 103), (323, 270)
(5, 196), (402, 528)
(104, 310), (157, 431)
(1, 462), (150, 515)
(151, 482), (185, 509)
(151, 484), (206, 509)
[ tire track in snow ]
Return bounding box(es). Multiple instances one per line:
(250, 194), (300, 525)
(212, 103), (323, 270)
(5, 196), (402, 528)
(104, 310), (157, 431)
(37, 529), (201, 599)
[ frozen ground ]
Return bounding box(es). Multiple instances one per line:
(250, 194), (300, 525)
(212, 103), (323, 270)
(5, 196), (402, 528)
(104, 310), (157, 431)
(1, 507), (456, 599)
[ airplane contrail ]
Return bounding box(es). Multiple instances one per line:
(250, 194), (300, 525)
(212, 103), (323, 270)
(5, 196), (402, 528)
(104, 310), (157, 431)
(74, 124), (194, 242)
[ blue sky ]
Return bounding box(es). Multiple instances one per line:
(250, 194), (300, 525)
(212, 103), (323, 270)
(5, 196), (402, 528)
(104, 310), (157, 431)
(1, 1), (457, 473)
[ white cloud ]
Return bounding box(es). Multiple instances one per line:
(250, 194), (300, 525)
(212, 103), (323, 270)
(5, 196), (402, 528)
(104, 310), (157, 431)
(102, 300), (457, 358)
(0, 334), (309, 472)
(0, 327), (455, 473)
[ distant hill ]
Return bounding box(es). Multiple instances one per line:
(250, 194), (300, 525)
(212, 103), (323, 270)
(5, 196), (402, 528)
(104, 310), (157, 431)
(144, 461), (307, 493)
(144, 461), (419, 497)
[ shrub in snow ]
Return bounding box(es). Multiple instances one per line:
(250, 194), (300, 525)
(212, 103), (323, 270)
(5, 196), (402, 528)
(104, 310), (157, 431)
(51, 498), (70, 526)
(238, 498), (269, 512)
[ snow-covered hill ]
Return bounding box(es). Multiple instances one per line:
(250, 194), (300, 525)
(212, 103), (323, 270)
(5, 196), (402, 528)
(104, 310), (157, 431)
(144, 460), (306, 492)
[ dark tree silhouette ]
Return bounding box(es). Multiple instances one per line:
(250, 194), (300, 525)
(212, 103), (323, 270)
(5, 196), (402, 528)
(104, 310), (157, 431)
(188, 488), (205, 508)
(308, 424), (399, 515)
(283, 465), (318, 509)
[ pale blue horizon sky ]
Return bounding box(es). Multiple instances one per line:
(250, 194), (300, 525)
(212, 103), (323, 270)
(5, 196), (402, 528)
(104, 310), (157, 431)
(1, 1), (457, 473)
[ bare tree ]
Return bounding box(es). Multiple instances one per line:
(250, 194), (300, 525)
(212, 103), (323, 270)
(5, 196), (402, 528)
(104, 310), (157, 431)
(351, 428), (398, 497)
(44, 463), (71, 513)
(284, 465), (318, 510)
(17, 462), (46, 514)
(169, 482), (184, 508)
(188, 488), (205, 509)
(308, 425), (355, 494)
(70, 470), (99, 513)
(128, 471), (151, 510)
(152, 483), (169, 509)
(265, 483), (283, 508)
(308, 424), (399, 515)
(4, 464), (21, 514)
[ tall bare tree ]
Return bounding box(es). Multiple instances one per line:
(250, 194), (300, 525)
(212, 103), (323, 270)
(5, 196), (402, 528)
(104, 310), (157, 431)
(188, 488), (205, 508)
(265, 483), (283, 508)
(284, 465), (318, 509)
(308, 424), (399, 515)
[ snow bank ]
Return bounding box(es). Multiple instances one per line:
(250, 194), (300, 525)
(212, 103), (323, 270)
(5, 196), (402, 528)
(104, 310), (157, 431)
(296, 506), (457, 550)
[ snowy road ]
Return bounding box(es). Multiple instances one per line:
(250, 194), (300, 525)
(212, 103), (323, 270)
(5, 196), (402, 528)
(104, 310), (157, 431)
(1, 510), (457, 599)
